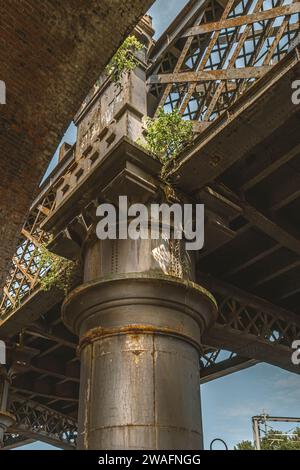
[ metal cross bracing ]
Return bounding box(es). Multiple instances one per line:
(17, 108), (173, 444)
(216, 296), (298, 344)
(148, 0), (300, 129)
(2, 395), (77, 450)
(0, 190), (56, 316)
(200, 347), (259, 382)
(199, 274), (300, 372)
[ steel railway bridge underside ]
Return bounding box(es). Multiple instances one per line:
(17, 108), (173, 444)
(0, 0), (300, 449)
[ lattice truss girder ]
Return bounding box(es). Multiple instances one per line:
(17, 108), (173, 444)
(0, 191), (56, 315)
(201, 347), (238, 367)
(148, 0), (300, 126)
(199, 298), (300, 377)
(2, 396), (77, 450)
(215, 294), (300, 346)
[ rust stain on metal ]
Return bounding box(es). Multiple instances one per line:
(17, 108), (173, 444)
(83, 375), (90, 450)
(131, 349), (143, 365)
(78, 324), (202, 354)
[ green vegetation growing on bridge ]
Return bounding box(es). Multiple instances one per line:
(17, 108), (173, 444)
(138, 107), (193, 178)
(106, 35), (143, 84)
(39, 244), (77, 295)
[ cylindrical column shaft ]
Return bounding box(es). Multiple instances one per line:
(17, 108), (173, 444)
(63, 273), (217, 450)
(78, 329), (201, 449)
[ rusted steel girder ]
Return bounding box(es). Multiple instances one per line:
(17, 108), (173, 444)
(200, 349), (259, 384)
(167, 45), (300, 190)
(183, 3), (300, 36)
(200, 274), (300, 373)
(149, 66), (272, 84)
(149, 0), (300, 126)
(6, 395), (77, 450)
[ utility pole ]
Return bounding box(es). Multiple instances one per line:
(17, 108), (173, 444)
(252, 415), (300, 450)
(252, 416), (261, 450)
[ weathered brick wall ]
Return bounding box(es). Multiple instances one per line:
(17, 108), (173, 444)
(0, 0), (154, 290)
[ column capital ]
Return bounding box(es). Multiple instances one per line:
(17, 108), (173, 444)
(62, 273), (217, 341)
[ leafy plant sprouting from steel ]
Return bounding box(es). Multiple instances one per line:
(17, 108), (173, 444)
(148, 0), (300, 129)
(105, 35), (144, 84)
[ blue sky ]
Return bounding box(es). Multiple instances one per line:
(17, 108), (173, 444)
(202, 363), (300, 449)
(149, 0), (189, 39)
(30, 0), (300, 450)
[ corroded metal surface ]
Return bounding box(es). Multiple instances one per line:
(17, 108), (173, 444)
(63, 273), (216, 450)
(79, 329), (202, 449)
(149, 0), (300, 125)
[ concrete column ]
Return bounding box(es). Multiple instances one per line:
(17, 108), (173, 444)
(62, 238), (217, 450)
(0, 368), (15, 447)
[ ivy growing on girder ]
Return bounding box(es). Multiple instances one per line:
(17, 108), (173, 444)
(38, 244), (78, 295)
